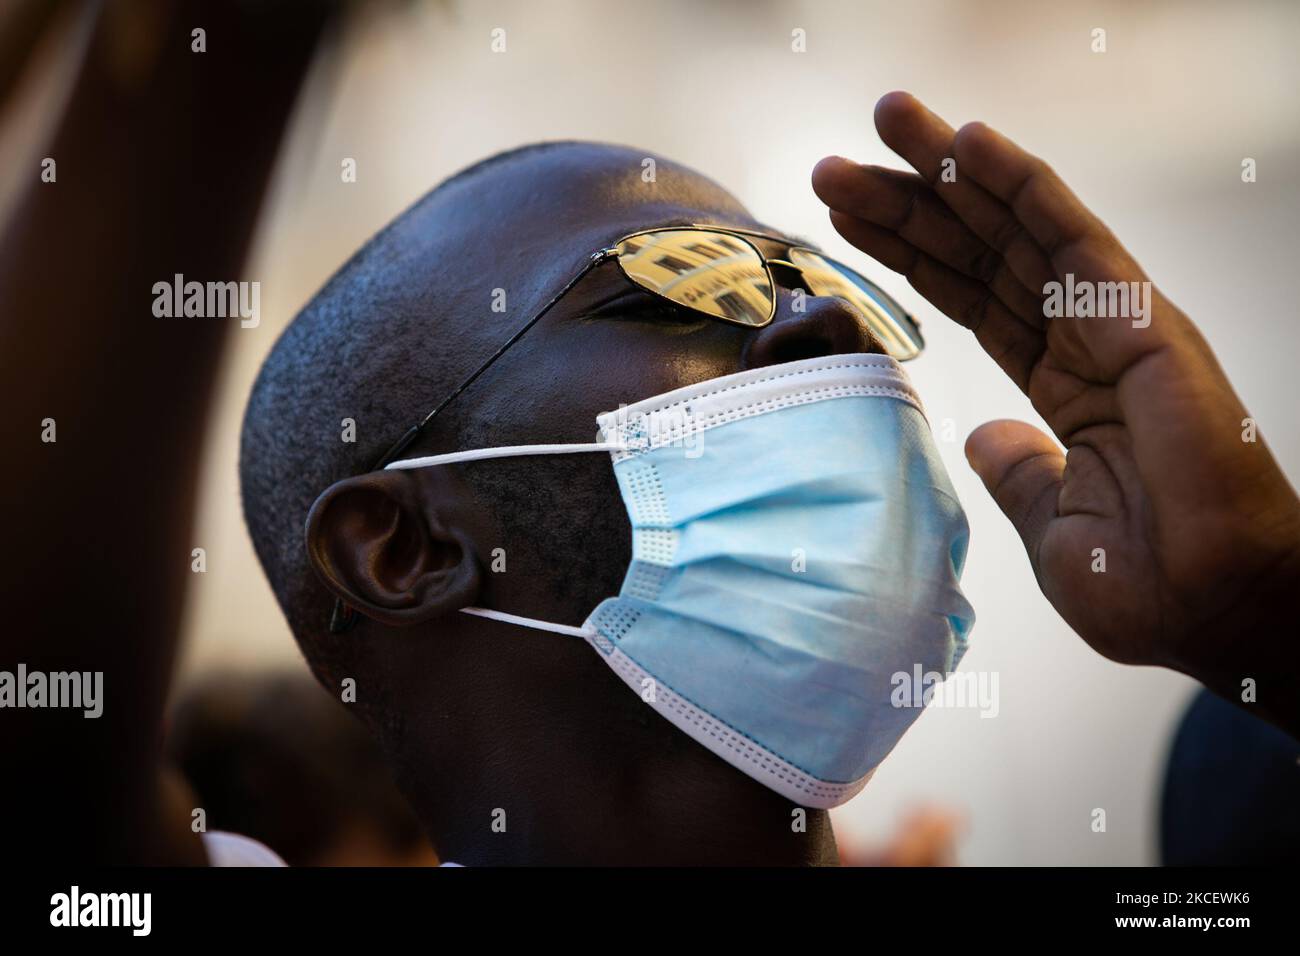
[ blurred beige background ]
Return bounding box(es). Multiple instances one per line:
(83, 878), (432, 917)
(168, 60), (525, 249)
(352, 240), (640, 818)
(174, 0), (1300, 864)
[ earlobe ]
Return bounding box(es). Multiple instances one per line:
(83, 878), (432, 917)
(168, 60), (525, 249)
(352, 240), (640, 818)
(305, 470), (481, 627)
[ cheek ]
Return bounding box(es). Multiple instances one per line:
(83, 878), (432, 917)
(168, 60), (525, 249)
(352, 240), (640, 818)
(471, 452), (631, 621)
(508, 318), (747, 434)
(456, 316), (746, 617)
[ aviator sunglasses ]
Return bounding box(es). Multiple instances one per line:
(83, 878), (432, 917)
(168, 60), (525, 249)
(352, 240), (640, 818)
(328, 224), (924, 631)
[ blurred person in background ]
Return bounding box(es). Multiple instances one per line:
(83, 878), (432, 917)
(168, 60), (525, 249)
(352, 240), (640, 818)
(165, 671), (439, 867)
(839, 806), (964, 867)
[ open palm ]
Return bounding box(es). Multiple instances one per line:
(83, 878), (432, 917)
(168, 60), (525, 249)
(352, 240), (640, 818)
(813, 93), (1300, 723)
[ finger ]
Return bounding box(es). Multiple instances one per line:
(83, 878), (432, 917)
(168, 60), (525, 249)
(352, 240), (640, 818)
(951, 118), (1195, 376)
(872, 91), (1056, 293)
(829, 211), (1044, 391)
(965, 419), (1065, 576)
(949, 118), (1141, 280)
(811, 159), (1045, 323)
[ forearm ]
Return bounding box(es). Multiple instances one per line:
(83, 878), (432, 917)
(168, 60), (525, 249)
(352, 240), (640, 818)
(0, 0), (332, 863)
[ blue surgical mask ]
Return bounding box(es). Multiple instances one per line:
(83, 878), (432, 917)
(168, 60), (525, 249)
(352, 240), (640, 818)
(388, 353), (975, 807)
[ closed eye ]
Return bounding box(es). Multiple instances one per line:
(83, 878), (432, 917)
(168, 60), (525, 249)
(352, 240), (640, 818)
(582, 289), (705, 325)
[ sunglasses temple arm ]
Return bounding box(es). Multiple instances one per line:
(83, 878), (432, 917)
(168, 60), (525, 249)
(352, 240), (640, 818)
(329, 255), (606, 634)
(413, 254), (605, 436)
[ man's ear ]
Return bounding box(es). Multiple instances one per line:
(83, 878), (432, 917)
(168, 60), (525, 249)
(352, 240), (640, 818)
(305, 469), (481, 627)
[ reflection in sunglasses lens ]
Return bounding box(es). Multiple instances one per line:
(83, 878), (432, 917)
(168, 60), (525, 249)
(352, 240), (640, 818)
(615, 230), (774, 326)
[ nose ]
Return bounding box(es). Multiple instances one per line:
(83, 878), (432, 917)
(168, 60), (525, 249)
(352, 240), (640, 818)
(742, 292), (890, 370)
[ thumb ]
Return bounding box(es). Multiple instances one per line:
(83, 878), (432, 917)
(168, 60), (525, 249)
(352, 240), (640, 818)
(965, 420), (1065, 577)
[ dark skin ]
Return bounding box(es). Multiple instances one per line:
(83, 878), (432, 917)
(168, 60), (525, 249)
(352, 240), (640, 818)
(305, 145), (892, 865)
(813, 93), (1300, 738)
(0, 1), (338, 864)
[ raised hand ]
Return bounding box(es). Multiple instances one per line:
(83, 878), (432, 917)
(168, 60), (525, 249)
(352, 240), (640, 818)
(813, 92), (1300, 735)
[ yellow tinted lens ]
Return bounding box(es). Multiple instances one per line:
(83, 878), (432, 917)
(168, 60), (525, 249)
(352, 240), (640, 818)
(788, 249), (923, 360)
(615, 230), (774, 326)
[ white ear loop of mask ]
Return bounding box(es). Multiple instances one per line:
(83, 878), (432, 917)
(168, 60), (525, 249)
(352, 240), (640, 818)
(459, 606), (595, 638)
(383, 442), (625, 471)
(384, 440), (626, 637)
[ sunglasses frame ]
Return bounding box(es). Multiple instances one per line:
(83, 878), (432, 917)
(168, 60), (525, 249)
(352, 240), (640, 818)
(328, 223), (921, 632)
(607, 225), (923, 344)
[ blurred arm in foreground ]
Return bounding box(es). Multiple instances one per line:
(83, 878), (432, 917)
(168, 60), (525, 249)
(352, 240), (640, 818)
(0, 0), (341, 864)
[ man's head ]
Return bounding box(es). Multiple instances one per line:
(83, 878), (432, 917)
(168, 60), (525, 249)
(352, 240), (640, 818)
(241, 141), (888, 864)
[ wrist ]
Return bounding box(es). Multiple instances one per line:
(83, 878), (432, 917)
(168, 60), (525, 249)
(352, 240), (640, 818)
(1175, 543), (1300, 740)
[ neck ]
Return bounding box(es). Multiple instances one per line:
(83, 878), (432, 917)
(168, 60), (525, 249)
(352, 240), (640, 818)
(418, 713), (841, 866)
(431, 795), (839, 866)
(391, 615), (843, 865)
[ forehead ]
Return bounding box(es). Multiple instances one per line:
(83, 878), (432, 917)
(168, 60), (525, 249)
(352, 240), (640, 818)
(379, 144), (802, 338)
(438, 144), (767, 260)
